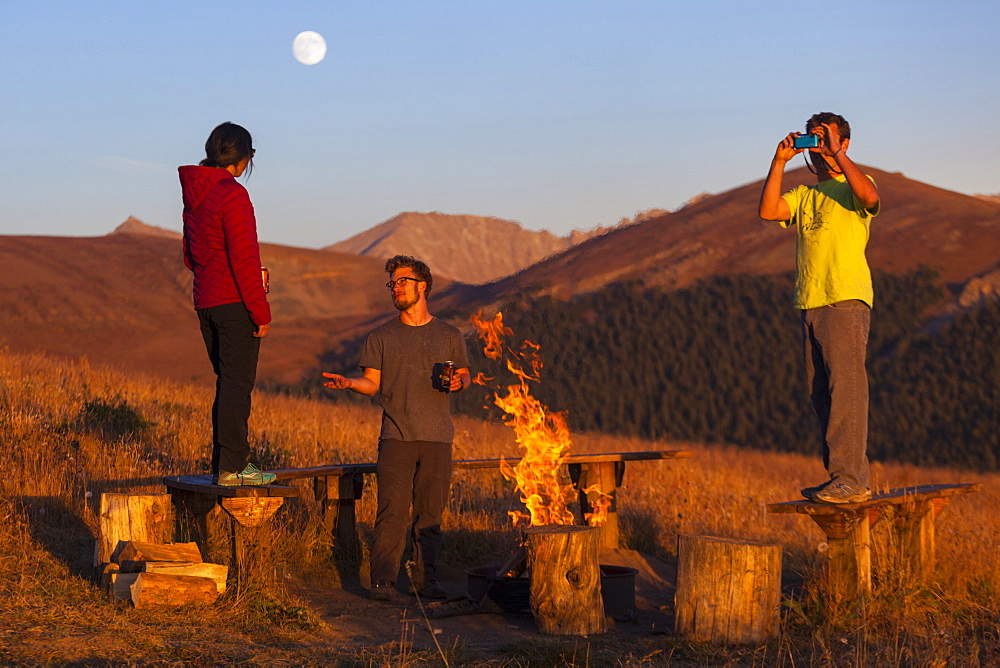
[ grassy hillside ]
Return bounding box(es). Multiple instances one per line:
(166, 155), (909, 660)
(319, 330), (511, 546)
(0, 348), (997, 664)
(452, 268), (999, 472)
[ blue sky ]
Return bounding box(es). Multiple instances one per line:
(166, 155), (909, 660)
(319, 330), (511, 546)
(2, 1), (998, 248)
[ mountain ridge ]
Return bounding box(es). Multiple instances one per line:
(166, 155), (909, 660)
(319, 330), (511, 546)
(2, 167), (996, 386)
(434, 166), (1000, 314)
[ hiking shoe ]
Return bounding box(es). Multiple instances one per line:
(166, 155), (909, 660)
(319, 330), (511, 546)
(800, 480), (831, 499)
(371, 581), (393, 601)
(810, 481), (872, 504)
(216, 463), (276, 486)
(411, 581), (448, 600)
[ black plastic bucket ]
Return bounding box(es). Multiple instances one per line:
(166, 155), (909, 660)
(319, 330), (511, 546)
(465, 564), (637, 616)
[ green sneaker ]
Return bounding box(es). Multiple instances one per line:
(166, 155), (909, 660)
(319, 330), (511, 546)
(216, 463), (276, 486)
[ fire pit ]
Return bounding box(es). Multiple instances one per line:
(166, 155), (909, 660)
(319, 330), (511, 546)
(465, 564), (638, 617)
(465, 315), (637, 633)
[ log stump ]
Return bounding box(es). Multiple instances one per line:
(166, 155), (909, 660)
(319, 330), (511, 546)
(674, 535), (781, 644)
(525, 525), (607, 636)
(94, 493), (173, 571)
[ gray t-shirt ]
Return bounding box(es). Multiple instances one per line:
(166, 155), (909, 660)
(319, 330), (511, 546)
(359, 317), (471, 443)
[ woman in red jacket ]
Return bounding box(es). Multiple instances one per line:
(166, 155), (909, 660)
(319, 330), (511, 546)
(179, 122), (275, 486)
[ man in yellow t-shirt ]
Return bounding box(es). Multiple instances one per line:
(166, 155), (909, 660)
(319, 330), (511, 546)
(758, 112), (880, 504)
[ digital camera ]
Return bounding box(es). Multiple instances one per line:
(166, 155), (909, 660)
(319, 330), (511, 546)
(793, 133), (820, 149)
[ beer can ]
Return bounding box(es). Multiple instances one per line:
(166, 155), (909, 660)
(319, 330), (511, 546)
(261, 266), (270, 294)
(441, 361), (456, 392)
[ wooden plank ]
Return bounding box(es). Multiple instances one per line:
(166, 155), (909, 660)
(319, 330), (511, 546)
(766, 483), (982, 515)
(271, 464), (375, 480)
(564, 450), (694, 464)
(267, 450), (694, 480)
(163, 475), (299, 498)
(455, 450), (694, 471)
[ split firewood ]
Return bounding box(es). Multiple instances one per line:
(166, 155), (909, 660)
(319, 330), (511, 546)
(130, 572), (219, 608)
(117, 540), (202, 572)
(99, 563), (119, 591)
(143, 562), (228, 594)
(110, 572), (140, 602)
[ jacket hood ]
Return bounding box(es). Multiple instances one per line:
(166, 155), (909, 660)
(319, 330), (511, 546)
(179, 165), (233, 211)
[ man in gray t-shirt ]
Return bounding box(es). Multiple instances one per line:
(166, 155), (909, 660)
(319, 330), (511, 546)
(359, 316), (469, 444)
(322, 255), (471, 601)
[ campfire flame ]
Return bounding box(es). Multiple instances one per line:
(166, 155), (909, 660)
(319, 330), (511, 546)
(582, 484), (613, 526)
(471, 311), (610, 528)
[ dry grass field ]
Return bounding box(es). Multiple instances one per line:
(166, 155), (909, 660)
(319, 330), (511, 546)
(1, 347), (997, 665)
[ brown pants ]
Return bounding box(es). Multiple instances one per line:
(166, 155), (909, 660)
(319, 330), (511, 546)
(369, 439), (453, 586)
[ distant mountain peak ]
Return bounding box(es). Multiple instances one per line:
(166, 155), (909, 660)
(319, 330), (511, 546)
(325, 211), (614, 285)
(110, 217), (182, 239)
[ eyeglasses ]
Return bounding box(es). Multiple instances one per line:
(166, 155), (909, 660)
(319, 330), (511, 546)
(386, 277), (424, 290)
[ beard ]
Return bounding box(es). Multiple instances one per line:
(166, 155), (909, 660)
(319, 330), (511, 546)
(392, 292), (418, 311)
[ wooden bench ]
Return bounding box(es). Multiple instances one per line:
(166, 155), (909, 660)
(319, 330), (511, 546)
(767, 483), (982, 599)
(164, 449), (691, 570)
(163, 475), (300, 571)
(269, 449), (692, 556)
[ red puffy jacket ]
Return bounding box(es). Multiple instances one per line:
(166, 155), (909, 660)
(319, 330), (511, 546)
(179, 166), (271, 327)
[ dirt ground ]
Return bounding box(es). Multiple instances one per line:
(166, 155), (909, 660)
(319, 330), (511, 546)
(293, 548), (677, 660)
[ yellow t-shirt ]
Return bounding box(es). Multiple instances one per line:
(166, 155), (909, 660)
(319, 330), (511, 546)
(780, 174), (879, 309)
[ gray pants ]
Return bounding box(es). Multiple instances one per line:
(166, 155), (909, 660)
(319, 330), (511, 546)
(370, 439), (453, 586)
(801, 300), (871, 489)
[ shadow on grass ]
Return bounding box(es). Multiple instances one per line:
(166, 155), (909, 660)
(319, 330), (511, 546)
(18, 495), (96, 581)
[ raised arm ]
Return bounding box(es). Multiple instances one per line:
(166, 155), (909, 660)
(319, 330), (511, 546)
(758, 133), (799, 221)
(820, 122), (880, 210)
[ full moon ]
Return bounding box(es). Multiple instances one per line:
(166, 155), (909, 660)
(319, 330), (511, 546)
(292, 31), (326, 65)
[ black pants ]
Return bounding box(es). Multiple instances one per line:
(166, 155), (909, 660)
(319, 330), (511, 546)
(370, 439), (453, 586)
(198, 302), (260, 475)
